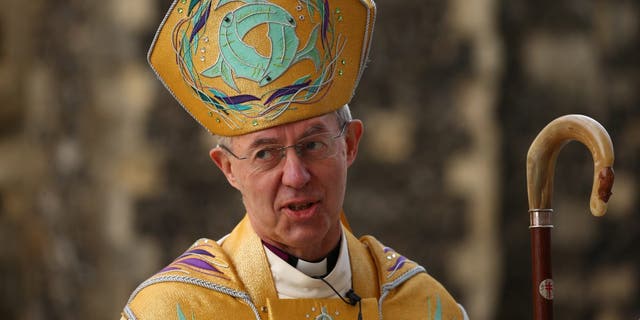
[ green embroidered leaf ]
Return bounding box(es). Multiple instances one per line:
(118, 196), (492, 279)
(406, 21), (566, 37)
(293, 75), (311, 86)
(208, 88), (226, 98)
(177, 303), (187, 320)
(306, 76), (323, 99)
(426, 296), (443, 320)
(192, 34), (200, 54)
(188, 0), (202, 16)
(301, 0), (316, 19)
(182, 32), (197, 81)
(177, 303), (197, 320)
(215, 0), (240, 9)
(196, 90), (224, 111)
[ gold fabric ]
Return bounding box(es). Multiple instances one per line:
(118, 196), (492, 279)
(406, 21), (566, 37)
(122, 216), (464, 319)
(149, 0), (376, 136)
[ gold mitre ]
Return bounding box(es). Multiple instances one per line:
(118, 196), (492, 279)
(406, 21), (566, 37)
(149, 0), (376, 136)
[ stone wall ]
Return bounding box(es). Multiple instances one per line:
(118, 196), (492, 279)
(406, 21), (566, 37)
(0, 0), (638, 319)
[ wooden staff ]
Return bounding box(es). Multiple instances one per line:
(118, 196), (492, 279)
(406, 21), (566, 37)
(526, 114), (614, 320)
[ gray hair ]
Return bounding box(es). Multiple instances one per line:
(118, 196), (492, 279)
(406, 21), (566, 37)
(216, 104), (352, 147)
(334, 104), (353, 125)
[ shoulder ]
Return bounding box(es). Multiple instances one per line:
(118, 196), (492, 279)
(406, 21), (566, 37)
(359, 235), (425, 288)
(122, 239), (259, 320)
(360, 235), (466, 319)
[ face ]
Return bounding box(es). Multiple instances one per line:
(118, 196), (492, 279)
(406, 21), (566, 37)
(210, 113), (363, 260)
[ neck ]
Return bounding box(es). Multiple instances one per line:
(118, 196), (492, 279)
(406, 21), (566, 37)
(262, 224), (342, 261)
(262, 231), (342, 267)
(263, 233), (341, 262)
(263, 235), (342, 277)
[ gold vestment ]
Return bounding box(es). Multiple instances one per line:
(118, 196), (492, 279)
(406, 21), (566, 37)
(122, 216), (464, 319)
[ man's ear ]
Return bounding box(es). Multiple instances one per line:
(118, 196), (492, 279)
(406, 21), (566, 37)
(210, 147), (241, 190)
(344, 120), (363, 167)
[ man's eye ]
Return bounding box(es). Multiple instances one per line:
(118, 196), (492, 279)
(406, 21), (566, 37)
(303, 140), (327, 152)
(254, 148), (276, 161)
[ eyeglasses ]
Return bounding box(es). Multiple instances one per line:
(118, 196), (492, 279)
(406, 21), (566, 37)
(219, 121), (350, 173)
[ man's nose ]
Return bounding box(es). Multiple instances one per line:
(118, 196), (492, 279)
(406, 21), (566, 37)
(280, 148), (311, 189)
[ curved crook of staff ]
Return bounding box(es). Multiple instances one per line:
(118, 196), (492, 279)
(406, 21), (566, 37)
(526, 114), (614, 320)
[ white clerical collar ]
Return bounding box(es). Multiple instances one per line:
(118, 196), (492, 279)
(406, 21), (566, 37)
(264, 227), (352, 299)
(296, 257), (328, 277)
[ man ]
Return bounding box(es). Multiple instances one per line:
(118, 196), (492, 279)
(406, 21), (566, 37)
(122, 0), (469, 319)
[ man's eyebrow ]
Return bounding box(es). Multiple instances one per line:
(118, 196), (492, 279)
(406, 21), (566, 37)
(245, 123), (332, 150)
(247, 137), (280, 150)
(300, 124), (332, 137)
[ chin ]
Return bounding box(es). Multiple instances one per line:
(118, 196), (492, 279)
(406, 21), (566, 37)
(285, 228), (327, 245)
(284, 221), (339, 248)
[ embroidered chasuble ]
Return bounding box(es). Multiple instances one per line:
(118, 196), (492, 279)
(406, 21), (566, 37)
(122, 216), (468, 319)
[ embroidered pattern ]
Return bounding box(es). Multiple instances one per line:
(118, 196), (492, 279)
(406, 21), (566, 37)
(157, 247), (230, 280)
(378, 265), (426, 319)
(304, 306), (338, 320)
(383, 247), (408, 279)
(126, 275), (263, 320)
(426, 296), (442, 320)
(314, 306), (334, 320)
(177, 303), (195, 320)
(173, 0), (344, 129)
(202, 2), (321, 89)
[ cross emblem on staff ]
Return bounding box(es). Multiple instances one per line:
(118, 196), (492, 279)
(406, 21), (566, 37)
(538, 279), (554, 300)
(544, 281), (553, 298)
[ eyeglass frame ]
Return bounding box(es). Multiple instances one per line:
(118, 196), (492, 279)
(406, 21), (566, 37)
(217, 120), (351, 167)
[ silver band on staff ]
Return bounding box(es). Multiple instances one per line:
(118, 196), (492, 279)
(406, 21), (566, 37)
(529, 209), (554, 228)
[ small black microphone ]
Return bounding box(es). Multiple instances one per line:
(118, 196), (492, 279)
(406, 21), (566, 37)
(346, 289), (363, 320)
(316, 277), (364, 319)
(345, 289), (361, 306)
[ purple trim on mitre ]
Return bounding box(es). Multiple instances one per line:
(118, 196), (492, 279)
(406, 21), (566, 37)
(218, 94), (261, 105)
(388, 256), (407, 272)
(383, 247), (393, 253)
(322, 0), (330, 41)
(178, 257), (222, 273)
(265, 81), (311, 105)
(190, 2), (211, 42)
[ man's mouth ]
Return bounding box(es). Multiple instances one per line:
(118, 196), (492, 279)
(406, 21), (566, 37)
(288, 202), (316, 211)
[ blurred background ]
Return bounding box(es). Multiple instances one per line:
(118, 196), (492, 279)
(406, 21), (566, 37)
(1, 0), (638, 319)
